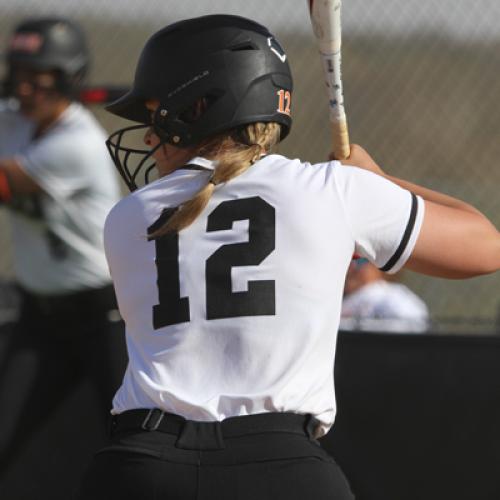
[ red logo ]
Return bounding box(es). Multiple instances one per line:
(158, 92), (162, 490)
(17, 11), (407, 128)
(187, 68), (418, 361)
(9, 33), (44, 54)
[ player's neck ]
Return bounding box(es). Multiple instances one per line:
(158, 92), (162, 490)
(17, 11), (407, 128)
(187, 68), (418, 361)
(34, 100), (71, 138)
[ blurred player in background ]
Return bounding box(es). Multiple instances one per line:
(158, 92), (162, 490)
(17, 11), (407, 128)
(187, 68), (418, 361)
(340, 258), (430, 333)
(75, 14), (500, 500)
(0, 17), (126, 477)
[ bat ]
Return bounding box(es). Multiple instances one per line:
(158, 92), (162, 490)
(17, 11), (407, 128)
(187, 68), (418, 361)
(308, 0), (350, 160)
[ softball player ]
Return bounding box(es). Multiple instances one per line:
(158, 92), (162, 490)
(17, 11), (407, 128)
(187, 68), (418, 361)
(0, 18), (125, 475)
(340, 259), (430, 332)
(76, 15), (500, 500)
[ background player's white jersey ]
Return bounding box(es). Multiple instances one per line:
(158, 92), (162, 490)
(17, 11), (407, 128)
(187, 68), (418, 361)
(0, 103), (121, 294)
(105, 154), (424, 436)
(341, 280), (430, 333)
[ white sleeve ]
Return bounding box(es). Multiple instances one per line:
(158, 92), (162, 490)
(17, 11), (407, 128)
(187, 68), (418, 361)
(0, 109), (34, 158)
(16, 134), (92, 199)
(333, 164), (425, 274)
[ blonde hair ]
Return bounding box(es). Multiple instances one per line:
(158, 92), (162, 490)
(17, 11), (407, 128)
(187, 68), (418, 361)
(150, 122), (281, 238)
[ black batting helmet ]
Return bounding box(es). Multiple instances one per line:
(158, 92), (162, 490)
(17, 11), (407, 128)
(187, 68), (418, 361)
(4, 17), (89, 96)
(106, 14), (293, 147)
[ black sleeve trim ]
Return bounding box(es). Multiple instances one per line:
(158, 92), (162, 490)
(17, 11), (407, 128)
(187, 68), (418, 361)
(380, 192), (418, 272)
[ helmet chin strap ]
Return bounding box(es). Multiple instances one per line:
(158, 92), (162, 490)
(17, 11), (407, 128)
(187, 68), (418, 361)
(130, 131), (184, 186)
(160, 142), (170, 157)
(142, 139), (171, 185)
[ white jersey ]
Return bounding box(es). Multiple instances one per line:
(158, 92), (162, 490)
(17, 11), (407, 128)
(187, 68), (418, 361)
(0, 103), (121, 294)
(340, 280), (430, 333)
(105, 154), (425, 436)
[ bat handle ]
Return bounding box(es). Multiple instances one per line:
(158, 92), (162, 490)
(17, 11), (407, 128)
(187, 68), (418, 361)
(331, 119), (350, 160)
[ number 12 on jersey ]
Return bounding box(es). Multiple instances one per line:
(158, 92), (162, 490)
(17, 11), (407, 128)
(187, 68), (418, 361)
(148, 196), (276, 329)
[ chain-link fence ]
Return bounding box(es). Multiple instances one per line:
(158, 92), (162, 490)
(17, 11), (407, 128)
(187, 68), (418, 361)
(1, 0), (500, 333)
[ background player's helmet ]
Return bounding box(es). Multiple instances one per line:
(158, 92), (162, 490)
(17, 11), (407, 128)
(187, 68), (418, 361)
(107, 14), (293, 147)
(3, 17), (89, 97)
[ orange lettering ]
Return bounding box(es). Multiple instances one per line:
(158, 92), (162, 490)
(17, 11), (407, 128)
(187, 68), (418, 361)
(276, 89), (291, 115)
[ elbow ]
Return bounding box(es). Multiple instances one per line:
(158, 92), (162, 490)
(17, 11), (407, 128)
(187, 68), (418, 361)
(407, 232), (500, 279)
(484, 233), (500, 273)
(454, 267), (498, 280)
(475, 257), (500, 278)
(407, 212), (500, 279)
(463, 236), (500, 278)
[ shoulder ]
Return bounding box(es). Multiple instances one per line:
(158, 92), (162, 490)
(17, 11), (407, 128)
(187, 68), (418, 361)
(262, 155), (405, 195)
(0, 107), (34, 155)
(0, 105), (28, 126)
(254, 154), (343, 190)
(107, 168), (212, 226)
(0, 106), (32, 132)
(50, 103), (107, 145)
(28, 104), (109, 163)
(332, 162), (410, 198)
(261, 154), (336, 174)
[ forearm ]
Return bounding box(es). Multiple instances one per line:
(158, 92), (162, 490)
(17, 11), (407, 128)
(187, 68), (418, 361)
(381, 175), (500, 277)
(384, 174), (483, 216)
(0, 159), (41, 196)
(337, 144), (483, 216)
(336, 144), (500, 277)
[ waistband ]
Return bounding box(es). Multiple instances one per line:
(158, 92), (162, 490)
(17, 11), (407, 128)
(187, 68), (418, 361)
(19, 284), (116, 316)
(110, 409), (320, 451)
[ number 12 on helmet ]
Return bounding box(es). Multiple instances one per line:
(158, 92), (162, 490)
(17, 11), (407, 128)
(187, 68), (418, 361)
(276, 89), (291, 115)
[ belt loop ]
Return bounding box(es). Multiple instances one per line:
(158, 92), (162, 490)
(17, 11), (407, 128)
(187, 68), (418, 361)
(141, 408), (165, 431)
(175, 420), (225, 450)
(304, 414), (320, 440)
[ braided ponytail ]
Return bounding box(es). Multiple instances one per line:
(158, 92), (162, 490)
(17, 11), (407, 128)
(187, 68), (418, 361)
(149, 122), (281, 239)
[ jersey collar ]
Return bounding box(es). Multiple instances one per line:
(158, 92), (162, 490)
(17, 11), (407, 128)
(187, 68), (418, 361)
(183, 156), (216, 171)
(182, 153), (268, 172)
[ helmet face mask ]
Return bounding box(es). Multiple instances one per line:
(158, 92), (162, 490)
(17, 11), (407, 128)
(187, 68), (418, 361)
(105, 100), (219, 192)
(106, 14), (293, 191)
(106, 123), (160, 192)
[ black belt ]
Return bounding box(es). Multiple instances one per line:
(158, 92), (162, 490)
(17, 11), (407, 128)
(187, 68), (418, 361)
(19, 284), (117, 316)
(109, 409), (320, 450)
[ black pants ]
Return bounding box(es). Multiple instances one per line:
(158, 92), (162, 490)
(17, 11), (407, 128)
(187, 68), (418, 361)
(76, 410), (355, 500)
(0, 285), (127, 477)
